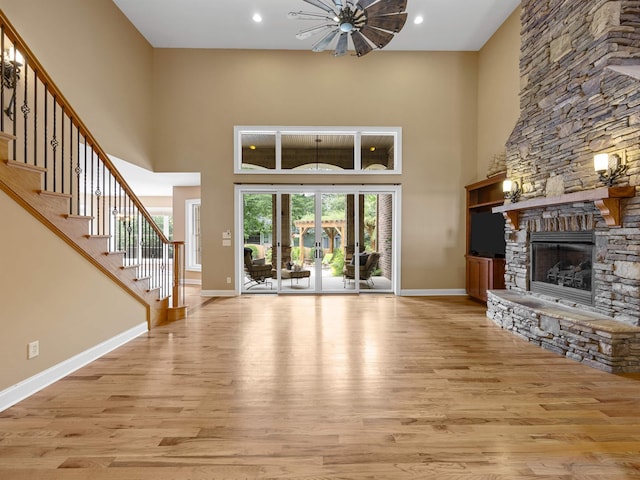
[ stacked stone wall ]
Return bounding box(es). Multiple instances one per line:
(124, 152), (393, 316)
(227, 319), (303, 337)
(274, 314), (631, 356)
(502, 0), (640, 326)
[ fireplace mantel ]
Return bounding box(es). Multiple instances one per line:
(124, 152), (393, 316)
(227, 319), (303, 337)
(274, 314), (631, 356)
(492, 186), (636, 229)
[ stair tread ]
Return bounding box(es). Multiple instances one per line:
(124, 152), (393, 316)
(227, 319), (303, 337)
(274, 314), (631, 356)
(120, 264), (140, 270)
(5, 159), (46, 173)
(39, 190), (72, 199)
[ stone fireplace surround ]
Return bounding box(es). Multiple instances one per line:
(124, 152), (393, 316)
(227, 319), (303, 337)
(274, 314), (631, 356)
(483, 0), (640, 372)
(486, 189), (640, 372)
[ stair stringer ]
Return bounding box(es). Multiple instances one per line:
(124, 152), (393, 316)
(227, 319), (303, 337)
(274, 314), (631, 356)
(0, 134), (170, 328)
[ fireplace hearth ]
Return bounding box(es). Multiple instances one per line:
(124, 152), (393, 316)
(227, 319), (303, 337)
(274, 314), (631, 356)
(530, 231), (594, 306)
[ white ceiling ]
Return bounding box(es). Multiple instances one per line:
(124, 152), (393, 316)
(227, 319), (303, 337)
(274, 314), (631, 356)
(109, 0), (519, 196)
(112, 0), (520, 52)
(109, 155), (200, 198)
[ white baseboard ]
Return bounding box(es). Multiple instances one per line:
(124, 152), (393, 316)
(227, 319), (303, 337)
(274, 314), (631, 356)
(201, 289), (237, 297)
(181, 279), (202, 285)
(400, 289), (467, 296)
(0, 322), (148, 413)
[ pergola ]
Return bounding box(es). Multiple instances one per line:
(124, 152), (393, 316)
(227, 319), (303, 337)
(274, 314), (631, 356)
(294, 219), (346, 263)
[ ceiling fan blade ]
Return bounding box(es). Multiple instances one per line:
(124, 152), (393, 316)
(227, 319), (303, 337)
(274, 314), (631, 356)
(312, 29), (340, 52)
(360, 25), (395, 49)
(302, 0), (337, 14)
(356, 0), (379, 9)
(334, 32), (349, 56)
(288, 11), (337, 21)
(364, 0), (407, 16)
(296, 23), (334, 40)
(366, 13), (407, 32)
(350, 30), (374, 57)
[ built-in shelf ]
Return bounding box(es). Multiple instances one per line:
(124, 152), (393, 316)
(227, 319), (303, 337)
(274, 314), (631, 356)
(493, 186), (636, 229)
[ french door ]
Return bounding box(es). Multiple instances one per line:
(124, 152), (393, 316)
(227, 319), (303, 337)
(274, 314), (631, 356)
(237, 185), (400, 295)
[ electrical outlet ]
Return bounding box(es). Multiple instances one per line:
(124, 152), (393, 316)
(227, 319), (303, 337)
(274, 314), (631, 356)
(27, 341), (39, 359)
(226, 277), (231, 284)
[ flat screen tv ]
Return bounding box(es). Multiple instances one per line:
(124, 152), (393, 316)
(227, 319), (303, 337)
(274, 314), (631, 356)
(470, 211), (506, 258)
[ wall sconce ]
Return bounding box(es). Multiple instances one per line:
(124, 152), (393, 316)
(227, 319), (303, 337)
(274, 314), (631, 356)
(2, 47), (23, 120)
(594, 152), (626, 187)
(503, 178), (522, 203)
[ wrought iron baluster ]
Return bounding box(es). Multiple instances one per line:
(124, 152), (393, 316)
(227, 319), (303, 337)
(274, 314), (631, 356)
(75, 127), (82, 216)
(33, 72), (37, 168)
(60, 105), (65, 194)
(101, 163), (106, 236)
(89, 144), (94, 229)
(51, 97), (59, 192)
(22, 57), (27, 164)
(1, 27), (5, 133)
(129, 196), (133, 268)
(43, 84), (48, 189)
(95, 148), (101, 236)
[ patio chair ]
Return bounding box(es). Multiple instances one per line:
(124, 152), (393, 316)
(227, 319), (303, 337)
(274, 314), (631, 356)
(244, 247), (273, 289)
(343, 252), (380, 287)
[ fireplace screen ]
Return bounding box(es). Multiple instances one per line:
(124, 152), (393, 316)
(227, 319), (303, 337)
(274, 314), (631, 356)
(530, 232), (594, 305)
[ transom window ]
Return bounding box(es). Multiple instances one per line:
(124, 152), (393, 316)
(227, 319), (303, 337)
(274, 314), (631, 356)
(234, 126), (402, 174)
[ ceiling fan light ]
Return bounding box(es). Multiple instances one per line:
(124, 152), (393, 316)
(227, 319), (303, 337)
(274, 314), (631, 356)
(340, 22), (353, 32)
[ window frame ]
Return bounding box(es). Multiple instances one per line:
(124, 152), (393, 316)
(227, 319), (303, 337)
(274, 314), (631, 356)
(185, 199), (202, 272)
(234, 126), (402, 175)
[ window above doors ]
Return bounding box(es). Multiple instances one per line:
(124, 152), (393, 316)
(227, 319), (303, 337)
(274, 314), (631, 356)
(234, 126), (402, 174)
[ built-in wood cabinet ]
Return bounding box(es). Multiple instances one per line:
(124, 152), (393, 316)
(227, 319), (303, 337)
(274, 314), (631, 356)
(465, 174), (507, 302)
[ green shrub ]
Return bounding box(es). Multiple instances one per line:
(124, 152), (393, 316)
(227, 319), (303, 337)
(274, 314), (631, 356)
(330, 248), (344, 276)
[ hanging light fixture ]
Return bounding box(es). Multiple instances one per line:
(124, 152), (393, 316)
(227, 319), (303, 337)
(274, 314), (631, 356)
(2, 47), (23, 120)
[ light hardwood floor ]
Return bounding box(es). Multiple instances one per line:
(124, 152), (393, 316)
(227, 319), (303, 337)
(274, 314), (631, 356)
(2, 294), (640, 479)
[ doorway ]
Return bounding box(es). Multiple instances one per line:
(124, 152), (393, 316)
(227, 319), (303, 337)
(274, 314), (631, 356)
(236, 185), (400, 295)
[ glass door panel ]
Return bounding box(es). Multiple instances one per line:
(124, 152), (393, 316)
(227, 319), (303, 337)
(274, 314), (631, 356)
(241, 193), (275, 293)
(342, 193), (393, 292)
(319, 193), (353, 293)
(276, 192), (317, 292)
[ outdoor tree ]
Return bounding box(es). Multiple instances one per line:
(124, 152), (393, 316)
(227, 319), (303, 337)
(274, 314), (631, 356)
(243, 194), (272, 241)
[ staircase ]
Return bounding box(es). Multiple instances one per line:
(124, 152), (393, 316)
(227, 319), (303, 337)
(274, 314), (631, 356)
(0, 13), (186, 327)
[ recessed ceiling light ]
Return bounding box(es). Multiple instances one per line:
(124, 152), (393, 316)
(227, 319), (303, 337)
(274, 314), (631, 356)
(414, 15), (424, 25)
(252, 13), (262, 23)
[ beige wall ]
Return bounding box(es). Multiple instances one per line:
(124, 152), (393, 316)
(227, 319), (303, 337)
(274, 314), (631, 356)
(0, 190), (146, 391)
(172, 186), (201, 243)
(0, 0), (155, 169)
(152, 49), (479, 290)
(477, 6), (521, 181)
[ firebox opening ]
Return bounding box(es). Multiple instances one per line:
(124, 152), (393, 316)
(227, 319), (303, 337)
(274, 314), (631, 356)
(530, 231), (595, 306)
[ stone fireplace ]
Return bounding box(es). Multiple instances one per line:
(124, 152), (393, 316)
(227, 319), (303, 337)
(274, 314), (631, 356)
(484, 0), (640, 372)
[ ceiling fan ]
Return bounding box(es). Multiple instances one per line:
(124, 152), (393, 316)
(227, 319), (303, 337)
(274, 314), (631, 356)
(289, 0), (408, 57)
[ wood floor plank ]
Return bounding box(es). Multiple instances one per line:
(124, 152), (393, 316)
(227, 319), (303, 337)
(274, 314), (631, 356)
(1, 293), (640, 478)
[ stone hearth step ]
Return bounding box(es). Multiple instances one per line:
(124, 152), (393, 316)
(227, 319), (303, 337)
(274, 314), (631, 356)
(487, 290), (640, 373)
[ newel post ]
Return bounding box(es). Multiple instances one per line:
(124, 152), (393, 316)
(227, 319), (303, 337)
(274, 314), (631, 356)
(172, 241), (185, 308)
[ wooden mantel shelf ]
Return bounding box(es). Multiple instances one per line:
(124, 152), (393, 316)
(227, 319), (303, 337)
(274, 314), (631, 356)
(492, 186), (636, 229)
